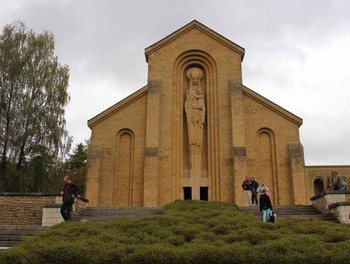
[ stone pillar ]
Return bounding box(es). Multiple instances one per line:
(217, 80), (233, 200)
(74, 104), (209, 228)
(230, 79), (248, 206)
(143, 81), (161, 206)
(288, 143), (307, 204)
(85, 146), (103, 207)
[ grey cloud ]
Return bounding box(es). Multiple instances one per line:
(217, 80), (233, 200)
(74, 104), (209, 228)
(0, 0), (349, 165)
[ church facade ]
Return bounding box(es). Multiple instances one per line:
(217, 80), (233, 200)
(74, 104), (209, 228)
(86, 21), (349, 207)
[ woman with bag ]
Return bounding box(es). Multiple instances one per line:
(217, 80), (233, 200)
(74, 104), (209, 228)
(259, 189), (273, 222)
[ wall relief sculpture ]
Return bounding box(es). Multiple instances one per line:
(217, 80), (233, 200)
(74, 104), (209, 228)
(185, 67), (206, 178)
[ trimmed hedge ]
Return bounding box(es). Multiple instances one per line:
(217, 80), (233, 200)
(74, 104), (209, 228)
(1, 200), (350, 263)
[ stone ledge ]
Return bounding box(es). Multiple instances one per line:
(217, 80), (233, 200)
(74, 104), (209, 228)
(0, 193), (89, 202)
(0, 192), (59, 196)
(310, 191), (350, 201)
(329, 202), (350, 210)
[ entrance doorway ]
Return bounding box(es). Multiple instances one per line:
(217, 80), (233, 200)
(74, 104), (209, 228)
(183, 187), (192, 200)
(200, 187), (208, 201)
(313, 178), (324, 196)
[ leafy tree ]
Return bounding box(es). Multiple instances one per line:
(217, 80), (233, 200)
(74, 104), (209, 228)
(64, 140), (89, 196)
(0, 21), (71, 191)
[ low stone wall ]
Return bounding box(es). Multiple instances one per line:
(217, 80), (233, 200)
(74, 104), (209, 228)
(329, 202), (350, 224)
(74, 196), (89, 216)
(0, 193), (57, 226)
(0, 193), (89, 226)
(311, 191), (350, 224)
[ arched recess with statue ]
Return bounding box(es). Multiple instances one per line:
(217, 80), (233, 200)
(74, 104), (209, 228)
(172, 49), (219, 202)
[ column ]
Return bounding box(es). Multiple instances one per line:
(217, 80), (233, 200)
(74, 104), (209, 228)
(230, 79), (248, 206)
(143, 81), (161, 206)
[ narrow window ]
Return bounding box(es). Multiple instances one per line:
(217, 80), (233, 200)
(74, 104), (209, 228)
(200, 187), (208, 201)
(183, 187), (192, 200)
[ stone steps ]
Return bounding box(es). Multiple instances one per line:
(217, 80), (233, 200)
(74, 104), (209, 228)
(0, 225), (48, 252)
(239, 205), (339, 222)
(72, 207), (163, 222)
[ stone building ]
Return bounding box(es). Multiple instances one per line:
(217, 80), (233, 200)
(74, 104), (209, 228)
(86, 20), (349, 207)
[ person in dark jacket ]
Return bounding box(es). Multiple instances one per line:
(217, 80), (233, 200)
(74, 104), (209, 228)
(259, 189), (272, 222)
(60, 175), (80, 221)
(250, 176), (259, 206)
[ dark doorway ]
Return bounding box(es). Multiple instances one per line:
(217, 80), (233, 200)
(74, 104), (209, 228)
(313, 178), (324, 196)
(200, 187), (208, 201)
(184, 187), (192, 200)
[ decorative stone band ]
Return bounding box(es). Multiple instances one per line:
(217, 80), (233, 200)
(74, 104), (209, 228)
(144, 147), (158, 157)
(148, 80), (161, 94)
(88, 146), (102, 159)
(233, 147), (246, 157)
(229, 79), (242, 96)
(288, 143), (302, 158)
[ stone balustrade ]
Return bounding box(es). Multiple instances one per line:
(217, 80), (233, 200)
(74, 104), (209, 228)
(311, 191), (350, 224)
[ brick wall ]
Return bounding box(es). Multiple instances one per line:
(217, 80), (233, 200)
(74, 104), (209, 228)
(0, 193), (89, 226)
(0, 193), (57, 226)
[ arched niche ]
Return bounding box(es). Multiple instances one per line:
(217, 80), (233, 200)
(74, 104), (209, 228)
(313, 178), (325, 196)
(171, 49), (219, 201)
(256, 128), (278, 205)
(114, 128), (134, 206)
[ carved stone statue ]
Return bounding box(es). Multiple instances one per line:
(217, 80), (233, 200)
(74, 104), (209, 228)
(185, 67), (206, 177)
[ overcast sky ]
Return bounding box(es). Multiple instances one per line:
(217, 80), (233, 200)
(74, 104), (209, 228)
(1, 0), (349, 166)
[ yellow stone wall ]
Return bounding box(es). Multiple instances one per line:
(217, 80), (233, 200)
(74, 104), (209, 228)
(86, 21), (349, 207)
(243, 94), (298, 205)
(86, 91), (147, 207)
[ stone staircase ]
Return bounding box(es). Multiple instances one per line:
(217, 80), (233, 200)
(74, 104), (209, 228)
(0, 225), (48, 253)
(239, 205), (339, 222)
(72, 207), (163, 222)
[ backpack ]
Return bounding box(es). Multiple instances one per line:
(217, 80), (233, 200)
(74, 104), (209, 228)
(269, 212), (276, 223)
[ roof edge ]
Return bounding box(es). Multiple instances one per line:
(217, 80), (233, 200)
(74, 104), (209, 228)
(305, 165), (350, 168)
(88, 85), (148, 128)
(242, 85), (303, 127)
(145, 20), (245, 62)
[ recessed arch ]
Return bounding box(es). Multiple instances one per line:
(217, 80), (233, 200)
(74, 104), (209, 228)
(172, 49), (220, 201)
(313, 177), (325, 196)
(114, 128), (135, 206)
(256, 128), (278, 205)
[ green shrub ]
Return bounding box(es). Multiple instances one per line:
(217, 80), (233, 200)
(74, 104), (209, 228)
(165, 235), (185, 246)
(0, 247), (27, 264)
(123, 244), (181, 264)
(1, 200), (350, 263)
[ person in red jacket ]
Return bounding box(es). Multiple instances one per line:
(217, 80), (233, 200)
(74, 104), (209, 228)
(60, 175), (80, 221)
(242, 177), (252, 206)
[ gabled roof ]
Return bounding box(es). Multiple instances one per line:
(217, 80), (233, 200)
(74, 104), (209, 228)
(88, 85), (148, 128)
(242, 85), (303, 126)
(145, 20), (245, 62)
